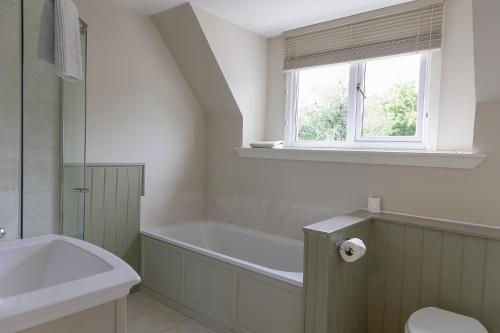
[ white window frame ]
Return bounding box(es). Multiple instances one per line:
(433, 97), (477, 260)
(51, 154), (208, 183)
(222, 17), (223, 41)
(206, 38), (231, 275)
(284, 52), (430, 150)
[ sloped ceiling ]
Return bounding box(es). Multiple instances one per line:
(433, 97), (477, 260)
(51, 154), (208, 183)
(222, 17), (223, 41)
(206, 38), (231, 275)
(114, 0), (412, 37)
(152, 3), (241, 118)
(152, 3), (268, 145)
(192, 6), (267, 144)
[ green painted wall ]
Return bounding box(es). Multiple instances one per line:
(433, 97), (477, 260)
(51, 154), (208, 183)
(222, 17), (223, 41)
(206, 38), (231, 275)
(83, 164), (143, 272)
(368, 221), (500, 333)
(63, 164), (144, 271)
(304, 221), (370, 333)
(304, 218), (500, 333)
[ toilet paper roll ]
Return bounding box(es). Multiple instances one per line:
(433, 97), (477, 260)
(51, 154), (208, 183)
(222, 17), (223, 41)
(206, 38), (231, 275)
(339, 238), (367, 263)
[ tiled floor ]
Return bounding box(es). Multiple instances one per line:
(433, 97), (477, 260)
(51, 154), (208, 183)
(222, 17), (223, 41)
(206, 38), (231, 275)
(127, 292), (216, 333)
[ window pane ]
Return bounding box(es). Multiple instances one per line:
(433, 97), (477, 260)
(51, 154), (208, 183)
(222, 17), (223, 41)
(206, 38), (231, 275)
(361, 54), (421, 137)
(297, 64), (349, 142)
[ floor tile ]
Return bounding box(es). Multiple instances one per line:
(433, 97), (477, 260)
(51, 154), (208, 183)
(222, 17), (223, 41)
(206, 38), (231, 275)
(128, 292), (169, 321)
(163, 320), (217, 333)
(127, 292), (215, 333)
(127, 307), (187, 333)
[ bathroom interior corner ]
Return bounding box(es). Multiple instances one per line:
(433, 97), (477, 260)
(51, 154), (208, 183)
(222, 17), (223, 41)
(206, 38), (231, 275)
(0, 0), (500, 332)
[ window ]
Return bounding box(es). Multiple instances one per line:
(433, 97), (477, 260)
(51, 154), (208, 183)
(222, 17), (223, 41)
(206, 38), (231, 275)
(282, 0), (444, 150)
(285, 52), (429, 149)
(296, 63), (350, 142)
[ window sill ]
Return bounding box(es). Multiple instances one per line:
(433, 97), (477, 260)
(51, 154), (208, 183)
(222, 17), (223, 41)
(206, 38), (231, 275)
(235, 147), (486, 169)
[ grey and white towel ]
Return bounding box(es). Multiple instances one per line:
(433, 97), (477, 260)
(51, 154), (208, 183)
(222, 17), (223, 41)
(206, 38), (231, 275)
(39, 0), (83, 81)
(38, 0), (56, 64)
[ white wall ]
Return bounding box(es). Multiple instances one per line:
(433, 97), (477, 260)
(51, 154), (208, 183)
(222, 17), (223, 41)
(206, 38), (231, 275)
(437, 0), (476, 151)
(473, 0), (500, 103)
(207, 104), (500, 239)
(264, 0), (477, 152)
(74, 0), (207, 227)
(264, 37), (286, 141)
(73, 0), (500, 240)
(152, 4), (241, 119)
(193, 6), (268, 145)
(206, 115), (370, 239)
(204, 0), (500, 238)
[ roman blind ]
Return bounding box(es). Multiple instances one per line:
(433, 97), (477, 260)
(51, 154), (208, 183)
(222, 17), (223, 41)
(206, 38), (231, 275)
(284, 0), (445, 70)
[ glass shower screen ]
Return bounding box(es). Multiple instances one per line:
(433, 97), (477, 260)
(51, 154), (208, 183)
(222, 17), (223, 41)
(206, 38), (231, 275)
(61, 23), (87, 239)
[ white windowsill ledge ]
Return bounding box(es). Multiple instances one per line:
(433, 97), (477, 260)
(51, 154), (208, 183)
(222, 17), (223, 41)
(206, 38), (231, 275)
(235, 147), (487, 169)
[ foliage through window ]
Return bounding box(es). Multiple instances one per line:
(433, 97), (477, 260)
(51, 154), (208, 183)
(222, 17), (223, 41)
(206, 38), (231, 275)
(297, 64), (349, 142)
(286, 53), (428, 149)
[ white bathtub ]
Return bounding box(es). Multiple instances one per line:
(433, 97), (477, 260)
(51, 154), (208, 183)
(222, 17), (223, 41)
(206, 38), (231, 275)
(140, 220), (305, 333)
(140, 220), (303, 286)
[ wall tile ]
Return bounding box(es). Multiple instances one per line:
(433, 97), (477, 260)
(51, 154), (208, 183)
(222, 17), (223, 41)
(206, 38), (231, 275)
(205, 192), (346, 240)
(23, 191), (60, 237)
(0, 1), (21, 54)
(24, 102), (61, 149)
(0, 52), (20, 102)
(20, 0), (62, 239)
(0, 191), (20, 240)
(24, 148), (60, 193)
(23, 63), (60, 104)
(0, 101), (21, 148)
(0, 159), (18, 191)
(0, 0), (21, 241)
(140, 191), (205, 228)
(143, 191), (346, 240)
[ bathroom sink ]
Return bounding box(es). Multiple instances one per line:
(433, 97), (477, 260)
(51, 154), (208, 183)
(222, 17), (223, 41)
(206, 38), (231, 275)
(0, 234), (141, 332)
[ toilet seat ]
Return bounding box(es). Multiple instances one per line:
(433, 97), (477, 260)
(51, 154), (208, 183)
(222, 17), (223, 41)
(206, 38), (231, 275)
(406, 307), (488, 333)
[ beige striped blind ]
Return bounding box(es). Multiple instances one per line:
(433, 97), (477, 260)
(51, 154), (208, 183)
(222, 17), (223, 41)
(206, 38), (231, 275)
(284, 0), (445, 70)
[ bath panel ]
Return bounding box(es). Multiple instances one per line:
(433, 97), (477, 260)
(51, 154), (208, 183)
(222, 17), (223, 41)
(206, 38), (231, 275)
(140, 221), (304, 333)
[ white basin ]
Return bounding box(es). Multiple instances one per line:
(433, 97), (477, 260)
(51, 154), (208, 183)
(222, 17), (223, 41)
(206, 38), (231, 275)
(0, 234), (141, 332)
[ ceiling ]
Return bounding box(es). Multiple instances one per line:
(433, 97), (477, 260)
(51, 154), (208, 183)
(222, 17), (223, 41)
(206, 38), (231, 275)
(112, 0), (412, 37)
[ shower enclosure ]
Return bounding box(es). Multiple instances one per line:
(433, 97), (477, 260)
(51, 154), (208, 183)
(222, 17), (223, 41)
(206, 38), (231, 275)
(0, 0), (87, 241)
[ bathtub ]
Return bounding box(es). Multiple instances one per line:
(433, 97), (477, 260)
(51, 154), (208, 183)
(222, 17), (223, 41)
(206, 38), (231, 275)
(140, 220), (304, 333)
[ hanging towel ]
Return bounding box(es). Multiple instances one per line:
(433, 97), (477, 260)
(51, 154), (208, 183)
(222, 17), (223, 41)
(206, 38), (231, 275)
(38, 0), (55, 64)
(54, 0), (83, 81)
(39, 0), (83, 81)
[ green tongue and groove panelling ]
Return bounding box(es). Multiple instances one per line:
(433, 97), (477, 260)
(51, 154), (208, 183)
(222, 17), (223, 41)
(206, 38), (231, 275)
(304, 214), (500, 333)
(63, 164), (144, 272)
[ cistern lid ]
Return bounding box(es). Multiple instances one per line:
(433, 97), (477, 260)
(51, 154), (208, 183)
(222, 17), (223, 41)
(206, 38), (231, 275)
(406, 307), (487, 333)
